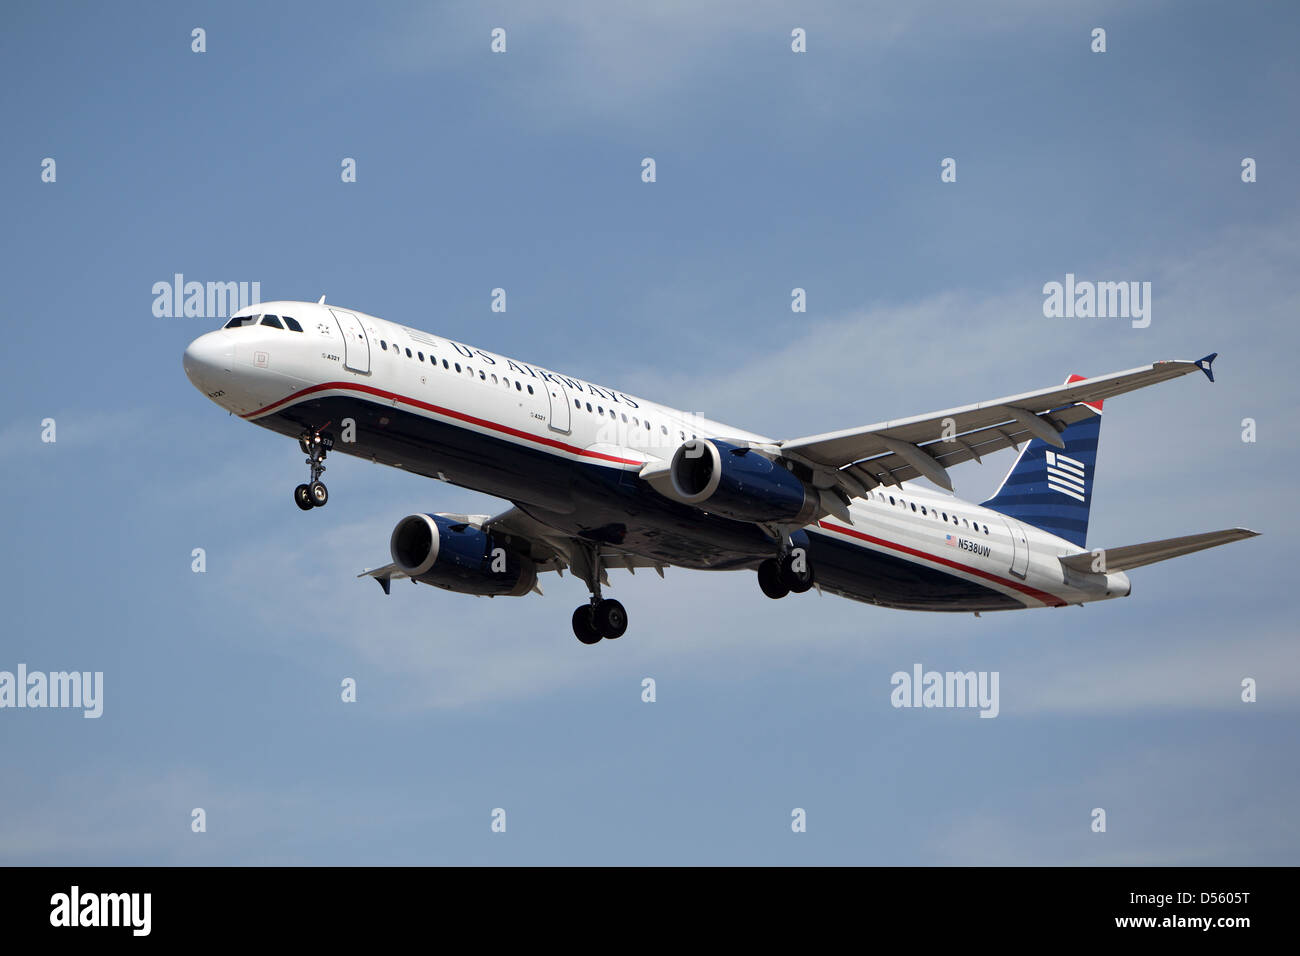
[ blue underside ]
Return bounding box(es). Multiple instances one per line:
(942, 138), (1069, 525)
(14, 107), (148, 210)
(255, 395), (1023, 612)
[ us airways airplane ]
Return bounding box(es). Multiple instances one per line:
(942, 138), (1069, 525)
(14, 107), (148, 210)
(182, 299), (1257, 644)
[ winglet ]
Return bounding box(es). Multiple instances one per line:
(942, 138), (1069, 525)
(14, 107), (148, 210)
(1196, 353), (1217, 383)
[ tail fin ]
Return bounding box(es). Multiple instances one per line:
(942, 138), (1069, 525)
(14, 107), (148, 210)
(981, 375), (1102, 548)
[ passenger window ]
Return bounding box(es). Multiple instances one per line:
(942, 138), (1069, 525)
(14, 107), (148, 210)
(261, 315), (283, 328)
(480, 370), (486, 380)
(493, 375), (499, 384)
(515, 382), (521, 391)
(910, 502), (916, 512)
(586, 403), (593, 412)
(282, 316), (303, 332)
(455, 363), (461, 372)
(920, 506), (927, 515)
(661, 426), (668, 435)
(527, 385), (534, 394)
(598, 406), (604, 414)
(574, 399), (581, 408)
(417, 352), (424, 361)
(405, 348), (412, 358)
(889, 496), (896, 505)
(622, 414), (628, 423)
(380, 341), (388, 350)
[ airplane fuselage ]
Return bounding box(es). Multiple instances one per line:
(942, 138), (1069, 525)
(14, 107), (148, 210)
(183, 300), (1132, 613)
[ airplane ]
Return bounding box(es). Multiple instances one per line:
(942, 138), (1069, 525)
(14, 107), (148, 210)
(182, 298), (1258, 644)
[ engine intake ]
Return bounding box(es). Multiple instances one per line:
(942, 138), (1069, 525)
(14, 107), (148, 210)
(390, 513), (537, 597)
(667, 439), (820, 524)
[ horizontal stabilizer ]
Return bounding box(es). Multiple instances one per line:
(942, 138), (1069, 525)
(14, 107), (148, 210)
(1059, 528), (1258, 574)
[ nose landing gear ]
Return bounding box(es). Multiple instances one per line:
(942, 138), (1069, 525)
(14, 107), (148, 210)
(293, 429), (331, 510)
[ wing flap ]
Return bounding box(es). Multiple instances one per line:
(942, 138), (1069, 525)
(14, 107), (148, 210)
(831, 403), (1099, 490)
(781, 357), (1213, 474)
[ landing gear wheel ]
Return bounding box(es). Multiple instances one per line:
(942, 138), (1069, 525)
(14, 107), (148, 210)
(295, 428), (331, 510)
(779, 549), (814, 593)
(572, 605), (602, 645)
(758, 559), (789, 599)
(592, 598), (627, 639)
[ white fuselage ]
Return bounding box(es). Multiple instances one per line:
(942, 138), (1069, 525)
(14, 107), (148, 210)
(183, 300), (1131, 611)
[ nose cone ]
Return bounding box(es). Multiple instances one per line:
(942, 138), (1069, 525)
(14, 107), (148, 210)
(183, 331), (232, 393)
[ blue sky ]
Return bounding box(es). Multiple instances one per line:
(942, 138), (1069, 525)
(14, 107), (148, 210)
(1, 0), (1297, 864)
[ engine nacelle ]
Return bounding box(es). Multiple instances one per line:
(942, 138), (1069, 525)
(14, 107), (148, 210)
(667, 439), (820, 524)
(389, 513), (537, 597)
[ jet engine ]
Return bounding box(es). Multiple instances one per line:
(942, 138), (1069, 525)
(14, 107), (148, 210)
(665, 439), (822, 524)
(389, 513), (537, 597)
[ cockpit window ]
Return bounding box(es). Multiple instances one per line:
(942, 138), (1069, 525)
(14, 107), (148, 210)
(261, 314), (284, 329)
(224, 314), (260, 328)
(282, 316), (303, 332)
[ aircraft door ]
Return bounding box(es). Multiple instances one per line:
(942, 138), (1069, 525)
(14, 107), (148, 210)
(1000, 516), (1029, 578)
(545, 378), (571, 434)
(329, 309), (370, 373)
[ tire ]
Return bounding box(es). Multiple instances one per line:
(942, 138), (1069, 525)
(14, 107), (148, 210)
(758, 559), (789, 599)
(294, 484), (314, 510)
(309, 480), (329, 507)
(779, 549), (814, 593)
(593, 599), (628, 639)
(572, 605), (602, 645)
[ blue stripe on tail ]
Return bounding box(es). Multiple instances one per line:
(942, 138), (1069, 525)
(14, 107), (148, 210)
(979, 409), (1101, 548)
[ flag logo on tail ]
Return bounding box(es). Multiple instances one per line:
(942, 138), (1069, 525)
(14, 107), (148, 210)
(1045, 450), (1086, 501)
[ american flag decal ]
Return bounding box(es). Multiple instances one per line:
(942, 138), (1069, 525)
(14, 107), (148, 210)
(944, 534), (957, 546)
(1045, 450), (1086, 501)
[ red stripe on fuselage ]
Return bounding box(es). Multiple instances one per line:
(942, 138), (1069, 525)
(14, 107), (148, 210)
(241, 380), (644, 465)
(815, 520), (1068, 607)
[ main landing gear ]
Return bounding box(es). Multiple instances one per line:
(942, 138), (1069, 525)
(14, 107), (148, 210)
(758, 545), (814, 600)
(572, 599), (628, 645)
(569, 544), (629, 644)
(293, 429), (331, 511)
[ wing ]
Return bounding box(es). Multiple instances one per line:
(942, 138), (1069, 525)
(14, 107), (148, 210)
(358, 507), (666, 595)
(1058, 528), (1258, 574)
(776, 354), (1218, 498)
